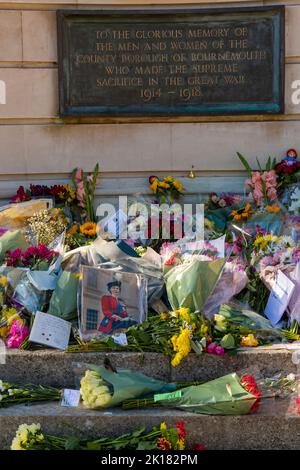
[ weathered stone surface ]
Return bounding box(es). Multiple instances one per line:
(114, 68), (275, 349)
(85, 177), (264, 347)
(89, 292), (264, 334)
(0, 350), (171, 387)
(0, 398), (299, 450)
(1, 346), (299, 387)
(170, 346), (299, 382)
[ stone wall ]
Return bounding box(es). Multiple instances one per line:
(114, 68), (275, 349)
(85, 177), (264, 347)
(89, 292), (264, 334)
(0, 0), (299, 201)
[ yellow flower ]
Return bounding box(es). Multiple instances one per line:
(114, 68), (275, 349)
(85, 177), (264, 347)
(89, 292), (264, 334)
(158, 182), (170, 189)
(160, 422), (167, 432)
(176, 438), (185, 450)
(163, 176), (174, 182)
(80, 222), (97, 237)
(171, 328), (191, 367)
(172, 179), (183, 192)
(11, 423), (43, 451)
(177, 307), (191, 324)
(200, 324), (209, 336)
(240, 334), (259, 347)
(150, 179), (159, 193)
(0, 276), (7, 287)
(231, 203), (252, 221)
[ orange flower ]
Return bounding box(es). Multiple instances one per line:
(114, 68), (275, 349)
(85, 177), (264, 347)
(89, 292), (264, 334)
(265, 205), (281, 213)
(80, 222), (97, 237)
(68, 224), (79, 235)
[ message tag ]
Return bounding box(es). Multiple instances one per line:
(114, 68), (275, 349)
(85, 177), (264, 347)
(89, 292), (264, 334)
(112, 332), (128, 347)
(61, 389), (81, 407)
(265, 270), (295, 326)
(29, 311), (72, 350)
(154, 390), (182, 402)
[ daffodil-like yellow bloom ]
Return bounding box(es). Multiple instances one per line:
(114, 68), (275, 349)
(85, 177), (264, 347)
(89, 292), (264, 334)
(172, 179), (183, 192)
(150, 178), (159, 193)
(80, 370), (111, 409)
(11, 423), (44, 450)
(171, 328), (191, 367)
(240, 334), (259, 347)
(231, 203), (252, 221)
(0, 275), (7, 287)
(176, 307), (191, 324)
(80, 222), (97, 237)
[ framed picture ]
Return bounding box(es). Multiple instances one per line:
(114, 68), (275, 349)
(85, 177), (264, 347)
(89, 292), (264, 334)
(80, 266), (147, 339)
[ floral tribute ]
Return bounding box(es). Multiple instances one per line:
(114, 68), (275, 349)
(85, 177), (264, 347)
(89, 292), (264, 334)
(11, 421), (204, 451)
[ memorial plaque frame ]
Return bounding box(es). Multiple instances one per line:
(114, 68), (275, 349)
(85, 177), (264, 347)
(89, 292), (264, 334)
(57, 7), (285, 118)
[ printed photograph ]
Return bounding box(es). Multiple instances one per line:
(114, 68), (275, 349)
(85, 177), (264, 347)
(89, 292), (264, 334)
(80, 266), (147, 338)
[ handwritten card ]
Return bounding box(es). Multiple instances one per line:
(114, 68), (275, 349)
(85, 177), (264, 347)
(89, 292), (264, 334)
(29, 311), (71, 350)
(61, 389), (81, 407)
(265, 270), (295, 326)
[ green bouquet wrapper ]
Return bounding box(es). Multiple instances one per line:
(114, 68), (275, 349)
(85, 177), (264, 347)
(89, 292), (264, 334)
(165, 258), (226, 312)
(154, 373), (258, 415)
(82, 363), (176, 409)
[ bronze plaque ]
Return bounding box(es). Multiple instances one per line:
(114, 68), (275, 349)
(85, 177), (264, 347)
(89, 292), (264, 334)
(57, 7), (284, 117)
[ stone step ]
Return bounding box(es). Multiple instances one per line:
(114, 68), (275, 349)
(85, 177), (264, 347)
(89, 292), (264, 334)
(1, 345), (299, 388)
(0, 398), (299, 450)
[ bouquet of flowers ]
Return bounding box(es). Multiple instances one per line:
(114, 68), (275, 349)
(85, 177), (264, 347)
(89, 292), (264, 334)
(79, 363), (175, 409)
(68, 307), (214, 367)
(149, 175), (183, 203)
(213, 303), (283, 349)
(0, 380), (61, 407)
(11, 421), (198, 451)
(11, 184), (77, 207)
(142, 373), (261, 415)
(5, 244), (59, 270)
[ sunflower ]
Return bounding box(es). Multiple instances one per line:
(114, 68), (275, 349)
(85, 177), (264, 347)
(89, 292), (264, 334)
(80, 222), (97, 237)
(231, 203), (252, 221)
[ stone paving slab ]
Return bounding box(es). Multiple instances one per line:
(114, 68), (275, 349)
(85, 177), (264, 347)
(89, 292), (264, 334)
(1, 345), (299, 388)
(0, 398), (299, 450)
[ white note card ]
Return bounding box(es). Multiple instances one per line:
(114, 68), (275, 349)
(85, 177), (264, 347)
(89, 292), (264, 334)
(61, 389), (81, 407)
(29, 311), (72, 350)
(265, 270), (295, 326)
(113, 332), (128, 347)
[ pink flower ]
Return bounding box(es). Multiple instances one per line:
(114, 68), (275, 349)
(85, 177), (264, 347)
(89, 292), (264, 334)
(207, 343), (217, 354)
(74, 168), (83, 183)
(267, 187), (277, 201)
(6, 320), (29, 349)
(215, 346), (225, 356)
(251, 172), (262, 184)
(253, 188), (263, 203)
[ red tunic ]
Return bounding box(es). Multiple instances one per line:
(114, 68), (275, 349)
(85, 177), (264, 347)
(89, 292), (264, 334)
(98, 295), (127, 333)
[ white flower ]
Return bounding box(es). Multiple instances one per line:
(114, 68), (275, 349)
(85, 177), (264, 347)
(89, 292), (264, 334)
(287, 373), (296, 382)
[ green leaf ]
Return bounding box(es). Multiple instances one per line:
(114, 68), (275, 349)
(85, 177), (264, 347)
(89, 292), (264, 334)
(220, 333), (236, 349)
(256, 157), (262, 172)
(237, 152), (252, 176)
(137, 441), (157, 450)
(64, 437), (81, 450)
(266, 156), (271, 171)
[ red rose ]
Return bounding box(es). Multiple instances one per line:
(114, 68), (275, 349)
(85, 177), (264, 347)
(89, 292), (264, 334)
(282, 165), (295, 174)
